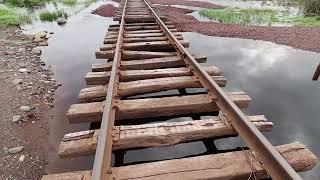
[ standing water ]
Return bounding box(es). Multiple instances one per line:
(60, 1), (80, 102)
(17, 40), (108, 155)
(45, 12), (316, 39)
(183, 32), (320, 179)
(17, 0), (319, 178)
(22, 1), (118, 173)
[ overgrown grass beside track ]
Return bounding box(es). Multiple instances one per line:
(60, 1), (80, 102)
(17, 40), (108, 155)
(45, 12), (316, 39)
(0, 5), (31, 26)
(199, 7), (320, 27)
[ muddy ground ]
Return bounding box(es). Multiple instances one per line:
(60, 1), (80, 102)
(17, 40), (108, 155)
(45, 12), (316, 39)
(0, 27), (58, 180)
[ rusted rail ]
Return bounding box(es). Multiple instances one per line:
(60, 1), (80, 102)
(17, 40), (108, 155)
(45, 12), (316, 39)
(42, 0), (318, 179)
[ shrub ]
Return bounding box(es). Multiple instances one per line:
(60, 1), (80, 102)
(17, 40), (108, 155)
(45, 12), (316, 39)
(39, 10), (68, 21)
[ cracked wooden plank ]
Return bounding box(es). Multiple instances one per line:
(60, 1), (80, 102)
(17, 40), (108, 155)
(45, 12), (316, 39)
(59, 115), (272, 158)
(42, 143), (318, 180)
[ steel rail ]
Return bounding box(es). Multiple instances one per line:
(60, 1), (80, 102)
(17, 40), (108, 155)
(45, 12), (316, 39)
(143, 0), (301, 179)
(91, 0), (127, 179)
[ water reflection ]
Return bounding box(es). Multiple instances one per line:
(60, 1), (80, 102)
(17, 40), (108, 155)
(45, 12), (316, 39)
(22, 2), (115, 173)
(183, 32), (320, 179)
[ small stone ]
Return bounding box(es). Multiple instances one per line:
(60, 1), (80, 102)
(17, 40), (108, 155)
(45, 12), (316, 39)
(57, 17), (67, 25)
(8, 146), (24, 154)
(19, 155), (26, 162)
(12, 115), (21, 123)
(18, 63), (26, 67)
(34, 31), (47, 39)
(20, 106), (31, 112)
(33, 37), (44, 43)
(39, 41), (48, 46)
(3, 147), (8, 151)
(18, 48), (25, 53)
(31, 48), (42, 55)
(18, 68), (28, 73)
(31, 121), (35, 124)
(12, 79), (23, 85)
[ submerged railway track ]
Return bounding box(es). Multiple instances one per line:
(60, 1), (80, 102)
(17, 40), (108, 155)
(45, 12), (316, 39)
(42, 0), (318, 179)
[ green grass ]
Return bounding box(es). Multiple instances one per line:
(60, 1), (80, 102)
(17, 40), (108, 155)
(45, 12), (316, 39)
(199, 8), (278, 26)
(291, 16), (320, 26)
(0, 5), (31, 26)
(4, 0), (50, 8)
(57, 0), (77, 6)
(39, 10), (68, 21)
(199, 7), (320, 27)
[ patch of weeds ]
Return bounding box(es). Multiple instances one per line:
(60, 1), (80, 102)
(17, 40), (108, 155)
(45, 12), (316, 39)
(304, 0), (320, 16)
(57, 0), (77, 6)
(39, 10), (68, 21)
(291, 15), (320, 26)
(83, 0), (95, 7)
(199, 8), (278, 26)
(0, 5), (31, 26)
(4, 0), (50, 8)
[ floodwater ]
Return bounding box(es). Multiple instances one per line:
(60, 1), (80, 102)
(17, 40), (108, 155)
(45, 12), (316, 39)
(22, 1), (118, 173)
(20, 1), (320, 179)
(183, 32), (320, 179)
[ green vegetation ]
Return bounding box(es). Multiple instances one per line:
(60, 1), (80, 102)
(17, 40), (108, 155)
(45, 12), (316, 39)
(57, 0), (77, 6)
(4, 0), (50, 8)
(199, 8), (278, 26)
(39, 10), (68, 21)
(0, 5), (31, 26)
(304, 0), (320, 16)
(291, 16), (320, 27)
(199, 7), (320, 27)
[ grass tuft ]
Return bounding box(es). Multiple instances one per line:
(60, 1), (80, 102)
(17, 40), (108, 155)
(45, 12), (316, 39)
(199, 8), (278, 26)
(0, 5), (31, 26)
(58, 0), (77, 6)
(4, 0), (50, 8)
(39, 10), (68, 21)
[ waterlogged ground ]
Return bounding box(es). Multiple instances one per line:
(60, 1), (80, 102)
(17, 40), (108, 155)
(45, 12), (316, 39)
(183, 32), (320, 179)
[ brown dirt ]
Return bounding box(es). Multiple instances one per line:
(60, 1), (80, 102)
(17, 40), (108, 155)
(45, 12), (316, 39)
(0, 27), (57, 180)
(154, 5), (320, 53)
(92, 4), (117, 17)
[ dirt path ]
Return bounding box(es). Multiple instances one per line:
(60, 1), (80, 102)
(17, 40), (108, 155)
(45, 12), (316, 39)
(0, 27), (57, 180)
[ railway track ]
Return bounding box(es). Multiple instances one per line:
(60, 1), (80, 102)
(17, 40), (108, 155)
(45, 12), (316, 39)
(42, 0), (318, 179)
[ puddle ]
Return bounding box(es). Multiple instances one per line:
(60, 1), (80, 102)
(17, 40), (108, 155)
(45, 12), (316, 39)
(20, 1), (118, 173)
(183, 32), (320, 179)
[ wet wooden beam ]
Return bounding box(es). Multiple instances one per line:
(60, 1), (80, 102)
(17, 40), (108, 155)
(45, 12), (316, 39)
(42, 143), (318, 180)
(107, 29), (178, 35)
(59, 115), (272, 158)
(95, 50), (177, 60)
(79, 75), (226, 102)
(114, 15), (167, 23)
(92, 56), (207, 72)
(66, 92), (251, 123)
(105, 32), (182, 39)
(100, 40), (189, 51)
(108, 24), (175, 31)
(109, 22), (173, 27)
(85, 66), (220, 85)
(104, 36), (184, 44)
